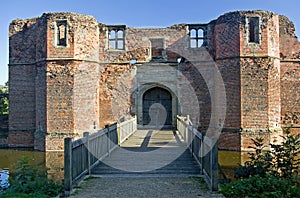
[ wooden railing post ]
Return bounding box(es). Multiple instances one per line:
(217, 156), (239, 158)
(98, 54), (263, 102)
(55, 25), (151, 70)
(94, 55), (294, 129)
(211, 139), (219, 191)
(191, 125), (194, 157)
(64, 137), (72, 195)
(106, 125), (111, 156)
(185, 115), (190, 143)
(117, 123), (121, 145)
(83, 132), (91, 175)
(200, 132), (204, 175)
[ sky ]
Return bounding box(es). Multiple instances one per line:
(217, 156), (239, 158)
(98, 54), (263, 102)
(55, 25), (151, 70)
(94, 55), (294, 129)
(1, 0), (300, 85)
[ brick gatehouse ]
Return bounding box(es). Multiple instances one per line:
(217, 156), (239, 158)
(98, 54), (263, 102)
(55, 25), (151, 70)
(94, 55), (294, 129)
(8, 10), (300, 151)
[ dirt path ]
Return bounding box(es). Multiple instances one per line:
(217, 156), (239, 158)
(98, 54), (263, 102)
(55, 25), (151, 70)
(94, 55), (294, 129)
(69, 177), (224, 198)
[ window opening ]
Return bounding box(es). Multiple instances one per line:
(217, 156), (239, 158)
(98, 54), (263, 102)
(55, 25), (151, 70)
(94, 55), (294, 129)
(248, 17), (260, 44)
(56, 21), (67, 46)
(188, 25), (207, 48)
(108, 26), (125, 50)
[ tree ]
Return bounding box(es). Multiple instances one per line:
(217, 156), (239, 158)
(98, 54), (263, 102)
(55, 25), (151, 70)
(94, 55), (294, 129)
(0, 81), (8, 114)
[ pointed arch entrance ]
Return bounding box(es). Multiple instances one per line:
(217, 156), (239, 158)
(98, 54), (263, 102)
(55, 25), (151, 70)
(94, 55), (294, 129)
(142, 87), (172, 128)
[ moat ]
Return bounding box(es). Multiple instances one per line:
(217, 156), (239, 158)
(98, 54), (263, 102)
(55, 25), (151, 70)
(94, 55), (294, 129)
(0, 148), (246, 186)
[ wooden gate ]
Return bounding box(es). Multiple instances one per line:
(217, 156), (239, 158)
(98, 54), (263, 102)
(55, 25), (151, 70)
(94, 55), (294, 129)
(142, 87), (172, 127)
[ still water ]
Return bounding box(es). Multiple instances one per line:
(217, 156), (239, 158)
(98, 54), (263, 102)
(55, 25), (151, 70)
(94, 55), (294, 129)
(0, 148), (248, 190)
(0, 148), (45, 171)
(0, 149), (65, 178)
(218, 150), (250, 179)
(0, 148), (46, 192)
(0, 169), (9, 192)
(0, 148), (65, 192)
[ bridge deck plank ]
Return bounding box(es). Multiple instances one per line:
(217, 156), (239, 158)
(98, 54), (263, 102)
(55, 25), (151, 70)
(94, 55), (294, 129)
(91, 130), (201, 177)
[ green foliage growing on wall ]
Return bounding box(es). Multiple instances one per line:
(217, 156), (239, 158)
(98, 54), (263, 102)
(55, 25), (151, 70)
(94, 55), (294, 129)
(0, 82), (8, 115)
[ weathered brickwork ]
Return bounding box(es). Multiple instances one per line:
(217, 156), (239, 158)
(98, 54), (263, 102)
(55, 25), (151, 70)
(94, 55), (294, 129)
(0, 115), (8, 134)
(46, 151), (64, 180)
(8, 10), (300, 151)
(278, 15), (300, 139)
(0, 115), (8, 147)
(99, 64), (133, 127)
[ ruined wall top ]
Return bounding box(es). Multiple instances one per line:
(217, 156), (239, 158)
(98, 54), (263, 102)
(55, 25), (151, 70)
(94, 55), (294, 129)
(9, 10), (288, 32)
(8, 10), (300, 64)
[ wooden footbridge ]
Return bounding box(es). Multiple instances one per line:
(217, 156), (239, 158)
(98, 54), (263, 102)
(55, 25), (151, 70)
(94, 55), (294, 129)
(63, 116), (218, 195)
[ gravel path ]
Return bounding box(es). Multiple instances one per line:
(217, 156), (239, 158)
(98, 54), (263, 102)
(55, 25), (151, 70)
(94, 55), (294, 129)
(69, 176), (224, 198)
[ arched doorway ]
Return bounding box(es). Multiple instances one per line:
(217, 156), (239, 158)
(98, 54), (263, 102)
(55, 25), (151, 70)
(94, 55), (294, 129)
(142, 87), (172, 128)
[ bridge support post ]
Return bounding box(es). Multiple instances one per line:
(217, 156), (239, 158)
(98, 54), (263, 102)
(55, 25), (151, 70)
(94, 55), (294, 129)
(64, 137), (72, 195)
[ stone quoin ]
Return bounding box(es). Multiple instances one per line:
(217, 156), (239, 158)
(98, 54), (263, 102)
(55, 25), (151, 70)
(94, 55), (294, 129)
(7, 10), (300, 151)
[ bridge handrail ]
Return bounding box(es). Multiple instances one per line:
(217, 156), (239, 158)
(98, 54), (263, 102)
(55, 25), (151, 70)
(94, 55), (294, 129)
(177, 115), (218, 191)
(64, 116), (137, 195)
(118, 116), (137, 144)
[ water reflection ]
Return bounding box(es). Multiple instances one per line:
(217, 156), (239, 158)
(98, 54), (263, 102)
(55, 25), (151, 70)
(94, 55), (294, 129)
(0, 148), (45, 171)
(0, 169), (9, 193)
(0, 148), (249, 183)
(0, 149), (64, 181)
(218, 151), (250, 179)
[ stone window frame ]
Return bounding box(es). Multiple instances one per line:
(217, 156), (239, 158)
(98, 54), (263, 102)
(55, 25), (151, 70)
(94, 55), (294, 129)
(107, 25), (126, 50)
(54, 20), (68, 47)
(246, 16), (261, 44)
(188, 24), (208, 48)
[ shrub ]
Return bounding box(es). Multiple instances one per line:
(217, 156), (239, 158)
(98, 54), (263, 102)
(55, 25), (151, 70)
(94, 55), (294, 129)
(234, 128), (300, 179)
(220, 174), (300, 198)
(0, 82), (8, 115)
(271, 129), (300, 179)
(1, 156), (62, 197)
(221, 128), (300, 198)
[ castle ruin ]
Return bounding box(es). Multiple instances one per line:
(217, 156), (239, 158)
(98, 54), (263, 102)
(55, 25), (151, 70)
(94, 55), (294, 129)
(8, 10), (300, 151)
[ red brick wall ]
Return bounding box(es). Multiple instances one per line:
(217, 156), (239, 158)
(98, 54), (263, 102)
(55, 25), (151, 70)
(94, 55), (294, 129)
(216, 59), (241, 128)
(219, 130), (241, 151)
(281, 62), (300, 128)
(46, 151), (64, 180)
(46, 61), (76, 133)
(8, 65), (36, 147)
(279, 16), (300, 133)
(217, 58), (241, 151)
(240, 11), (276, 56)
(8, 131), (34, 147)
(73, 62), (100, 132)
(0, 115), (8, 135)
(46, 133), (79, 151)
(0, 115), (8, 147)
(215, 12), (241, 59)
(98, 64), (134, 128)
(34, 63), (47, 150)
(45, 13), (74, 58)
(8, 15), (47, 148)
(268, 59), (281, 128)
(8, 10), (300, 151)
(279, 15), (300, 60)
(8, 17), (39, 147)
